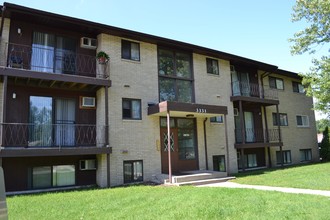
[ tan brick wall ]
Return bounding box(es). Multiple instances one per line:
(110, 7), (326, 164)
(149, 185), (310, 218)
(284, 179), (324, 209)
(193, 54), (237, 174)
(262, 73), (319, 166)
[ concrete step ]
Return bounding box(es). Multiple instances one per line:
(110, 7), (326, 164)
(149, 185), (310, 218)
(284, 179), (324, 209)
(172, 171), (227, 183)
(176, 177), (236, 186)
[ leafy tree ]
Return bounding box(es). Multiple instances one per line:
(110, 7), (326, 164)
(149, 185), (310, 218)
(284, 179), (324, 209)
(320, 126), (330, 161)
(316, 119), (330, 133)
(290, 0), (330, 116)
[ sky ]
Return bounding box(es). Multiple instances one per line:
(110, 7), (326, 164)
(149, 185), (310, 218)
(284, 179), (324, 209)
(0, 0), (326, 118)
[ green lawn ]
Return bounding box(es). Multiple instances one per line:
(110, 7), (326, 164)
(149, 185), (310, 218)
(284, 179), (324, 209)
(7, 186), (330, 220)
(232, 162), (330, 190)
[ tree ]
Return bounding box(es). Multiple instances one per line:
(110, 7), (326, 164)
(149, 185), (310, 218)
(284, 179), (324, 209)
(290, 0), (330, 116)
(320, 126), (330, 161)
(316, 119), (330, 133)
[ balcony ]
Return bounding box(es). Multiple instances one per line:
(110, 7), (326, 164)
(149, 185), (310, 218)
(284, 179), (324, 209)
(2, 43), (102, 77)
(231, 81), (278, 101)
(0, 43), (111, 91)
(234, 128), (282, 148)
(0, 123), (110, 157)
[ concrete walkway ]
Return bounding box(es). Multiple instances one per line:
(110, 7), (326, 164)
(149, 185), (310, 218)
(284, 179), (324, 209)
(198, 182), (330, 197)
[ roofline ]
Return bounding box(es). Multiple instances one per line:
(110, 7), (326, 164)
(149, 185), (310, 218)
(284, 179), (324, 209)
(274, 69), (302, 80)
(2, 2), (292, 73)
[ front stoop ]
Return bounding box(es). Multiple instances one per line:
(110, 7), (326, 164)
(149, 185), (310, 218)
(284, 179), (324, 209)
(163, 171), (236, 186)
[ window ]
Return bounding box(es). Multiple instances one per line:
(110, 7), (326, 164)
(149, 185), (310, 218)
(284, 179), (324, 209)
(122, 99), (141, 120)
(206, 58), (219, 75)
(272, 113), (288, 126)
(213, 155), (226, 172)
(32, 165), (75, 189)
(296, 115), (309, 127)
(269, 76), (284, 90)
(300, 149), (312, 162)
(158, 48), (193, 103)
(122, 40), (140, 61)
(210, 115), (224, 124)
(292, 81), (304, 93)
(32, 32), (76, 74)
(123, 160), (143, 183)
(237, 152), (257, 169)
(276, 150), (292, 164)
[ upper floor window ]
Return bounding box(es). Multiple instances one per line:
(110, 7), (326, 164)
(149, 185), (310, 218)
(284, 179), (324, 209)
(272, 113), (288, 126)
(296, 115), (309, 127)
(210, 115), (224, 124)
(158, 48), (193, 103)
(122, 99), (141, 120)
(122, 40), (140, 61)
(269, 76), (284, 90)
(292, 81), (304, 93)
(32, 32), (76, 74)
(206, 58), (219, 75)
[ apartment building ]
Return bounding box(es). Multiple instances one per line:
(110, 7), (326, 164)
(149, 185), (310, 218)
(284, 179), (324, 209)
(0, 3), (318, 192)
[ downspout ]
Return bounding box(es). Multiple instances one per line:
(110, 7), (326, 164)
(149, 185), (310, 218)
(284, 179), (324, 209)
(224, 114), (230, 175)
(0, 6), (6, 38)
(203, 118), (208, 170)
(105, 86), (110, 187)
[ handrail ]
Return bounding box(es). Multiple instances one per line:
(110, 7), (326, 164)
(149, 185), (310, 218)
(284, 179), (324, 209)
(231, 81), (278, 100)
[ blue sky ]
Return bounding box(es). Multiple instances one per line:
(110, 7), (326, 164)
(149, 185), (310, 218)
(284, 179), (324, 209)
(1, 0), (326, 119)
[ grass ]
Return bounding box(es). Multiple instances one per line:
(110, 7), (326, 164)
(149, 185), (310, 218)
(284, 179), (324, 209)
(7, 186), (330, 220)
(232, 162), (330, 190)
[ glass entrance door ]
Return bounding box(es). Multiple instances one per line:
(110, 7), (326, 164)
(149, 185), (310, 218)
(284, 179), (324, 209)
(160, 118), (198, 174)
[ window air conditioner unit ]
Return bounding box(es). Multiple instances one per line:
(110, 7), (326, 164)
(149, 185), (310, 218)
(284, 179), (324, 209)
(80, 37), (97, 49)
(234, 108), (239, 116)
(80, 159), (97, 170)
(81, 97), (96, 108)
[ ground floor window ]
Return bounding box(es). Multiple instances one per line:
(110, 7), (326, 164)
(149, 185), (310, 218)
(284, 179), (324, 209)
(237, 152), (257, 169)
(300, 149), (312, 162)
(276, 150), (292, 165)
(124, 160), (143, 183)
(32, 165), (75, 189)
(213, 155), (226, 172)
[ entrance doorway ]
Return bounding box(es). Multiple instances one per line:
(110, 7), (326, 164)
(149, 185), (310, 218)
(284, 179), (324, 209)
(160, 118), (198, 174)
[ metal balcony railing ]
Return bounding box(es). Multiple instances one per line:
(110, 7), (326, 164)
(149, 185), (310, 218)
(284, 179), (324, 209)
(2, 43), (99, 77)
(235, 128), (280, 144)
(0, 123), (105, 148)
(232, 81), (278, 100)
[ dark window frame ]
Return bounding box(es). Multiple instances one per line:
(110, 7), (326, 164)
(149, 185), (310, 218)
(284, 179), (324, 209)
(157, 47), (195, 103)
(122, 98), (142, 120)
(123, 160), (143, 184)
(276, 150), (292, 165)
(269, 76), (284, 90)
(292, 81), (304, 93)
(272, 113), (288, 126)
(210, 115), (224, 124)
(206, 58), (219, 75)
(296, 115), (309, 127)
(121, 39), (140, 61)
(213, 155), (226, 172)
(300, 149), (312, 162)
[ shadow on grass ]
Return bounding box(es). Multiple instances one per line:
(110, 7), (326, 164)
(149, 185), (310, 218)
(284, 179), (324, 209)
(233, 162), (323, 178)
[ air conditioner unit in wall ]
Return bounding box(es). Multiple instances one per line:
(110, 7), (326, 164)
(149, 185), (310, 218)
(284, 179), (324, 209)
(80, 37), (97, 49)
(81, 96), (96, 108)
(80, 159), (97, 170)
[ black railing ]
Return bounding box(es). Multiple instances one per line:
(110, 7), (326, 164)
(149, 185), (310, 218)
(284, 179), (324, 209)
(3, 43), (99, 77)
(0, 123), (105, 147)
(235, 128), (280, 143)
(232, 81), (278, 100)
